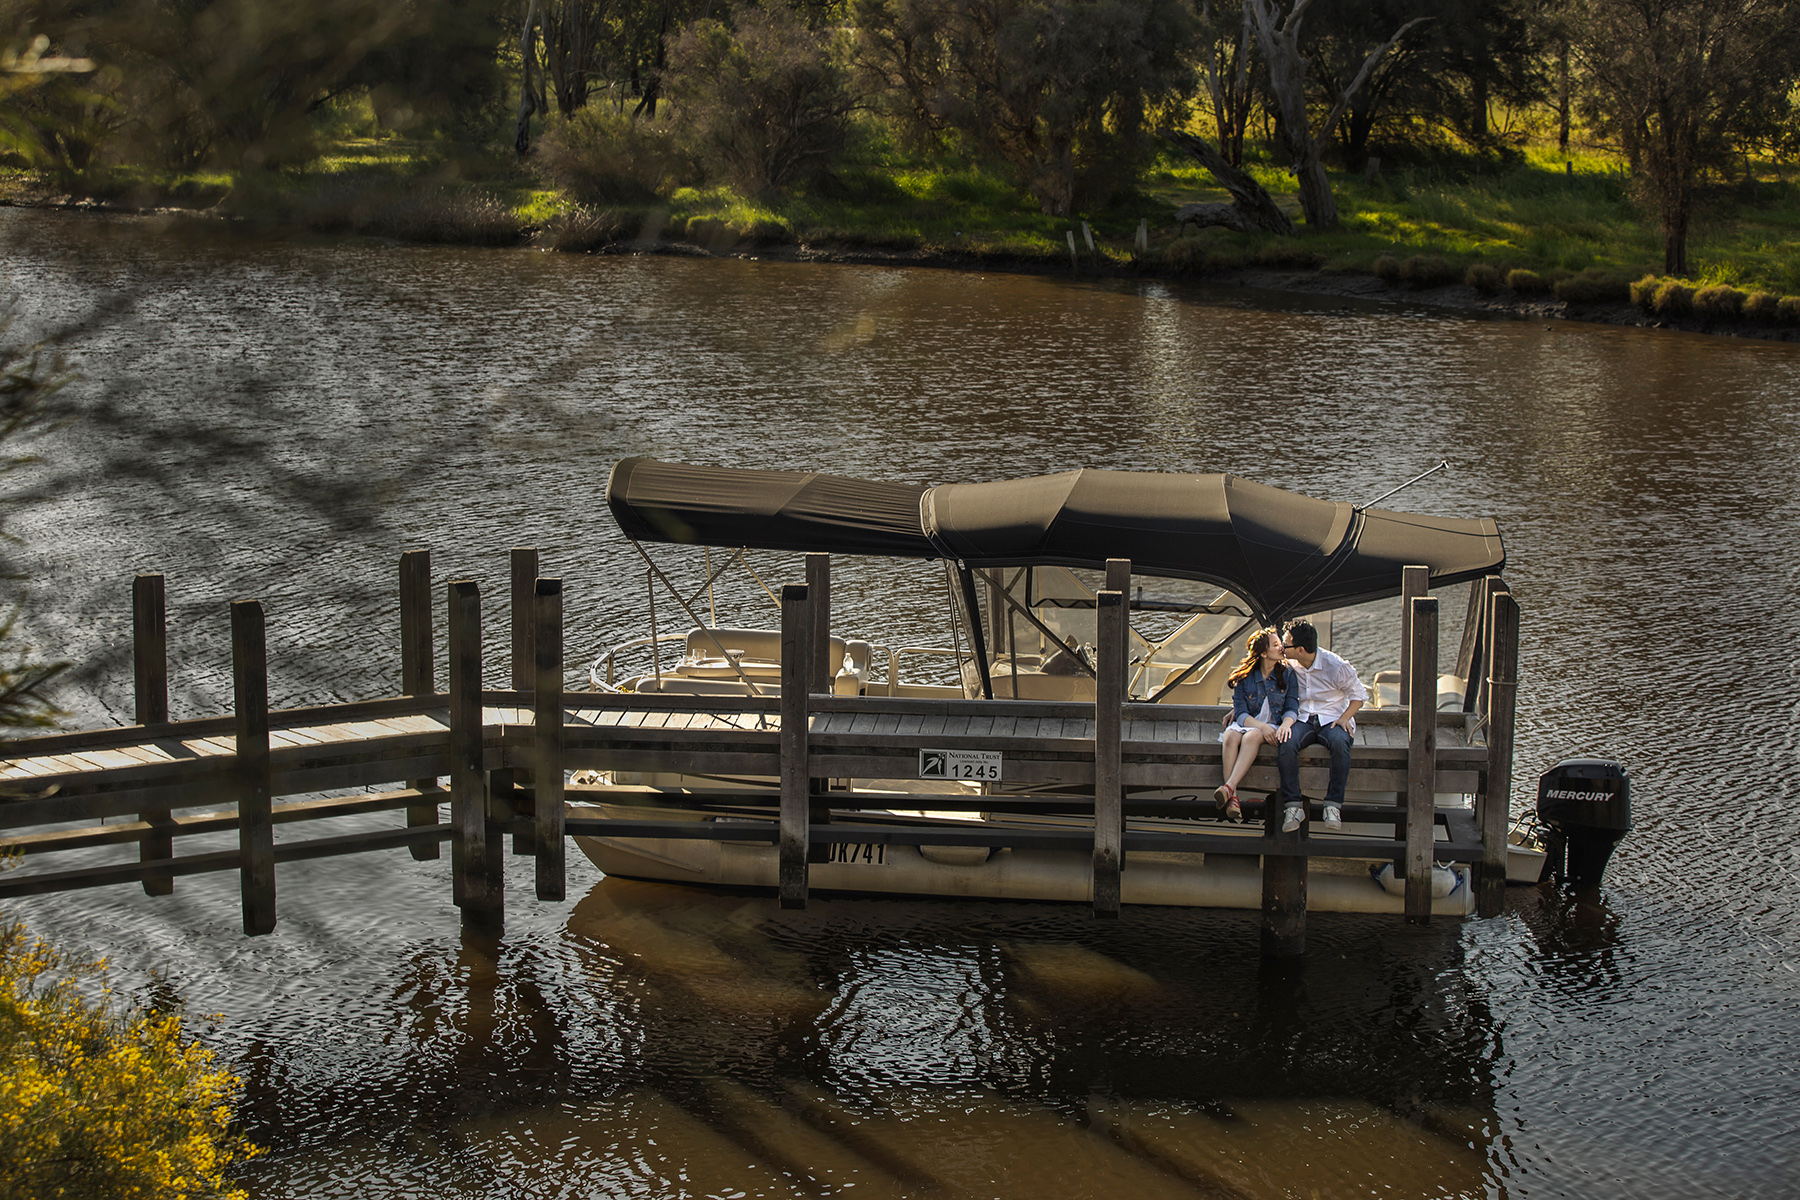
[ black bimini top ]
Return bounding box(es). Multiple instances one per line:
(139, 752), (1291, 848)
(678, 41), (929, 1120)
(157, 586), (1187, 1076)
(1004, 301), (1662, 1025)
(607, 457), (1504, 622)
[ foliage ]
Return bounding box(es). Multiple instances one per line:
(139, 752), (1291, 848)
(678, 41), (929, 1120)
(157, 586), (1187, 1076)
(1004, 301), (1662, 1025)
(0, 917), (255, 1200)
(1572, 0), (1800, 274)
(1691, 282), (1744, 319)
(666, 4), (853, 197)
(536, 105), (688, 203)
(1741, 289), (1778, 320)
(853, 0), (1198, 215)
(1465, 261), (1502, 291)
(1505, 266), (1548, 292)
(1652, 277), (1695, 314)
(1553, 267), (1632, 303)
(1399, 253), (1458, 285)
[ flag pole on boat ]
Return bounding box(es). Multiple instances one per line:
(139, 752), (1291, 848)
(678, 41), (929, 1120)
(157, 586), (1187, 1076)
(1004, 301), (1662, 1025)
(1359, 460), (1450, 510)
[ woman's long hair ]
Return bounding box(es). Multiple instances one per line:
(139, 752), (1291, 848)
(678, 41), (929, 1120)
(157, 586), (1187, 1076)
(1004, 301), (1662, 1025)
(1226, 626), (1286, 688)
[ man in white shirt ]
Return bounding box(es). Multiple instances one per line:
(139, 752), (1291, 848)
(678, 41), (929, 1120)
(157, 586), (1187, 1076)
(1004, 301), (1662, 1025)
(1274, 619), (1368, 833)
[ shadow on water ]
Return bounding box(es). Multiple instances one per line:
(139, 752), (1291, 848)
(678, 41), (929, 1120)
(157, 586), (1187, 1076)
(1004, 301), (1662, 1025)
(237, 875), (1505, 1198)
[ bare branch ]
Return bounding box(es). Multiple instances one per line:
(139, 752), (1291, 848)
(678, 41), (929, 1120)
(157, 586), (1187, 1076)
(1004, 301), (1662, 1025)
(1315, 16), (1431, 153)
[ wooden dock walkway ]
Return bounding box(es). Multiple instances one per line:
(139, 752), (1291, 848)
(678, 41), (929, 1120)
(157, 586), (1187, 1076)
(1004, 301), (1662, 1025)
(0, 552), (1520, 957)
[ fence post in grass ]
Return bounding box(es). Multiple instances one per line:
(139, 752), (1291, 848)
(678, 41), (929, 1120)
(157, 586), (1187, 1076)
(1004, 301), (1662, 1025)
(533, 576), (565, 902)
(779, 584), (811, 909)
(232, 600), (275, 936)
(134, 573), (174, 896)
(400, 549), (441, 861)
(1405, 594), (1439, 924)
(450, 579), (501, 928)
(1478, 590), (1519, 917)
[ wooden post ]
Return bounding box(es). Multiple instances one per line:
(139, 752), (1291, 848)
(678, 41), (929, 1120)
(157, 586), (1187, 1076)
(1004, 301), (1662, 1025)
(507, 548), (539, 857)
(511, 548), (537, 689)
(1261, 803), (1307, 957)
(134, 573), (173, 895)
(1398, 564), (1429, 706)
(449, 579), (500, 927)
(805, 553), (831, 693)
(232, 600), (275, 936)
(399, 549), (440, 861)
(1472, 576), (1510, 719)
(1093, 588), (1124, 918)
(1453, 576), (1489, 689)
(1105, 557), (1131, 696)
(1478, 590), (1519, 917)
(533, 577), (565, 903)
(779, 585), (811, 909)
(1405, 595), (1439, 924)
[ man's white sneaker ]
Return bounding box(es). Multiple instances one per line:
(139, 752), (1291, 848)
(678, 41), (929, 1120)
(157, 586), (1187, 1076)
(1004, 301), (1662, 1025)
(1281, 805), (1306, 833)
(1321, 804), (1342, 831)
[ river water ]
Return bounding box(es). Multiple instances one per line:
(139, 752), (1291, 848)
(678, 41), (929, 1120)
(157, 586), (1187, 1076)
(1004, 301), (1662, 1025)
(2, 209), (1797, 1199)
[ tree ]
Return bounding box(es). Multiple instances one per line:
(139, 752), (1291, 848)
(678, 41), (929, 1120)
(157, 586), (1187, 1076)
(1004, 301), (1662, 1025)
(667, 3), (853, 196)
(1195, 0), (1255, 166)
(1243, 0), (1426, 227)
(1573, 0), (1800, 275)
(0, 916), (257, 1200)
(854, 0), (1199, 215)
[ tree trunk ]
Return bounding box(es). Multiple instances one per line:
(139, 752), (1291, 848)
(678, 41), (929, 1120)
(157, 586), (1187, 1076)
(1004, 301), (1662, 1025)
(1557, 40), (1571, 152)
(515, 0), (542, 155)
(1164, 130), (1296, 234)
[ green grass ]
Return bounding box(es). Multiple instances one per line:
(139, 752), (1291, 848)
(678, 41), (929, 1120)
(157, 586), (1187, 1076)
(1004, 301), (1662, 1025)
(16, 110), (1800, 299)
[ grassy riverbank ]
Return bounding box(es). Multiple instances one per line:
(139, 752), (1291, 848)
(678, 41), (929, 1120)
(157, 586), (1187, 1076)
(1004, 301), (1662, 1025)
(7, 124), (1800, 335)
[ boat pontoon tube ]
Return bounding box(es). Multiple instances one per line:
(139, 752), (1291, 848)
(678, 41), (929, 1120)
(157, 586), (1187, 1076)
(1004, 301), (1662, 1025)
(606, 458), (1504, 622)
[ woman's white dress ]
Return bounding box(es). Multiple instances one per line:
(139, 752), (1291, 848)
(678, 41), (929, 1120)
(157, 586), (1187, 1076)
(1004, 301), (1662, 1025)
(1220, 697), (1272, 742)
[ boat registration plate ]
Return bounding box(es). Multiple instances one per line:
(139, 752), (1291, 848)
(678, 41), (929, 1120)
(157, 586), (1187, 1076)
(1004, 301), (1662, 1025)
(919, 749), (1003, 781)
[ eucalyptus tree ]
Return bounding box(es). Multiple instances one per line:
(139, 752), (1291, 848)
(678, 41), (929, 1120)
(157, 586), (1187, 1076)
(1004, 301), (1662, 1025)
(1573, 0), (1800, 275)
(1242, 0), (1426, 227)
(854, 0), (1199, 215)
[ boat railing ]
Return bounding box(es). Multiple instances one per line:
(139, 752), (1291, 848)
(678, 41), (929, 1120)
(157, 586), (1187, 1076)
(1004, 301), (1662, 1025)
(587, 632), (690, 692)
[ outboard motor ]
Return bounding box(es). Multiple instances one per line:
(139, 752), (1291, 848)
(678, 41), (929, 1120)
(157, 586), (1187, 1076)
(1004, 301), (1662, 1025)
(1536, 758), (1631, 889)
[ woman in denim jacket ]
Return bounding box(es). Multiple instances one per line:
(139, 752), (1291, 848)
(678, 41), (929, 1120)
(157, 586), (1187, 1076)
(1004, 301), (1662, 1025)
(1213, 627), (1298, 821)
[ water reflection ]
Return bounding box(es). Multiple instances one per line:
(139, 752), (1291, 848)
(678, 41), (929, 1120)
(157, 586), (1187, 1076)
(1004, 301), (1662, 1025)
(4, 210), (1799, 1197)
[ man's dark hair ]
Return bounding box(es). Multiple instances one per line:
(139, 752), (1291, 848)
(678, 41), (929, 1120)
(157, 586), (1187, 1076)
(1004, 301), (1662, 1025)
(1285, 619), (1318, 655)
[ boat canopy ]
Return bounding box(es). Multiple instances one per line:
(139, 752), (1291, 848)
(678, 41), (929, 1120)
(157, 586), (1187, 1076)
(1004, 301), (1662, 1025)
(606, 457), (1504, 622)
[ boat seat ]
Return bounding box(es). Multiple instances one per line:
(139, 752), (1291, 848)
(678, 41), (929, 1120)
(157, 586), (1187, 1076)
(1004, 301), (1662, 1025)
(1370, 669), (1467, 711)
(989, 672), (1095, 702)
(674, 628), (872, 695)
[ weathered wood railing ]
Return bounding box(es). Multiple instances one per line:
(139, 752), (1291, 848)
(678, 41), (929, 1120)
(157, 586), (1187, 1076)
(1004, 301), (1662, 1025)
(0, 551), (1520, 958)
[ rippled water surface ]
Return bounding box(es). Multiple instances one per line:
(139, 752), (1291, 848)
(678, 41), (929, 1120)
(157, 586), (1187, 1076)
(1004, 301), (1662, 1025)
(3, 210), (1798, 1198)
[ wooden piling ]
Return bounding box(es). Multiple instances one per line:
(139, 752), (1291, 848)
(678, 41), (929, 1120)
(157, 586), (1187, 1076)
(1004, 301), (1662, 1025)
(508, 548), (539, 857)
(1453, 575), (1488, 688)
(449, 579), (500, 927)
(399, 549), (441, 860)
(1260, 801), (1306, 957)
(533, 577), (565, 902)
(1092, 588), (1124, 918)
(1405, 594), (1439, 924)
(1478, 589), (1519, 917)
(805, 553), (831, 693)
(779, 584), (811, 909)
(1398, 564), (1429, 706)
(231, 600), (275, 936)
(133, 573), (173, 895)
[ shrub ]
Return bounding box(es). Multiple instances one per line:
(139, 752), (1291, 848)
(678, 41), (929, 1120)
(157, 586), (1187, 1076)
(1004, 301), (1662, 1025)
(1554, 269), (1632, 305)
(540, 205), (642, 252)
(0, 916), (257, 1199)
(1505, 268), (1550, 294)
(1255, 241), (1324, 270)
(1401, 255), (1460, 288)
(1652, 279), (1695, 316)
(1778, 296), (1800, 325)
(1692, 285), (1744, 322)
(668, 4), (853, 196)
(537, 108), (686, 204)
(1372, 254), (1401, 282)
(1743, 291), (1779, 322)
(1465, 263), (1503, 293)
(300, 181), (524, 245)
(1630, 274), (1661, 309)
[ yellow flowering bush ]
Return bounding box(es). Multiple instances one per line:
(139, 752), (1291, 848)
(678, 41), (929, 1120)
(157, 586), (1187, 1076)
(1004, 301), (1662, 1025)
(0, 917), (257, 1200)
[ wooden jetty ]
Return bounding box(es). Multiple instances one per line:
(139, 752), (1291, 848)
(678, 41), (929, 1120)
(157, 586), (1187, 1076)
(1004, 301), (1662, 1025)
(0, 551), (1520, 957)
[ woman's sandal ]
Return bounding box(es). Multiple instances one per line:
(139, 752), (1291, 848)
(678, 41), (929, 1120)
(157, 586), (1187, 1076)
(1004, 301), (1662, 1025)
(1224, 787), (1243, 823)
(1213, 784), (1232, 817)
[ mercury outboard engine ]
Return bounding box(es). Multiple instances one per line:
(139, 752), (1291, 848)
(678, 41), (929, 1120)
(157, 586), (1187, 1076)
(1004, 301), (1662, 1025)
(1536, 758), (1630, 889)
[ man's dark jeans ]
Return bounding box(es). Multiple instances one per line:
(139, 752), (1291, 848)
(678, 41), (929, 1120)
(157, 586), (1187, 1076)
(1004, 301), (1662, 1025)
(1276, 716), (1354, 808)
